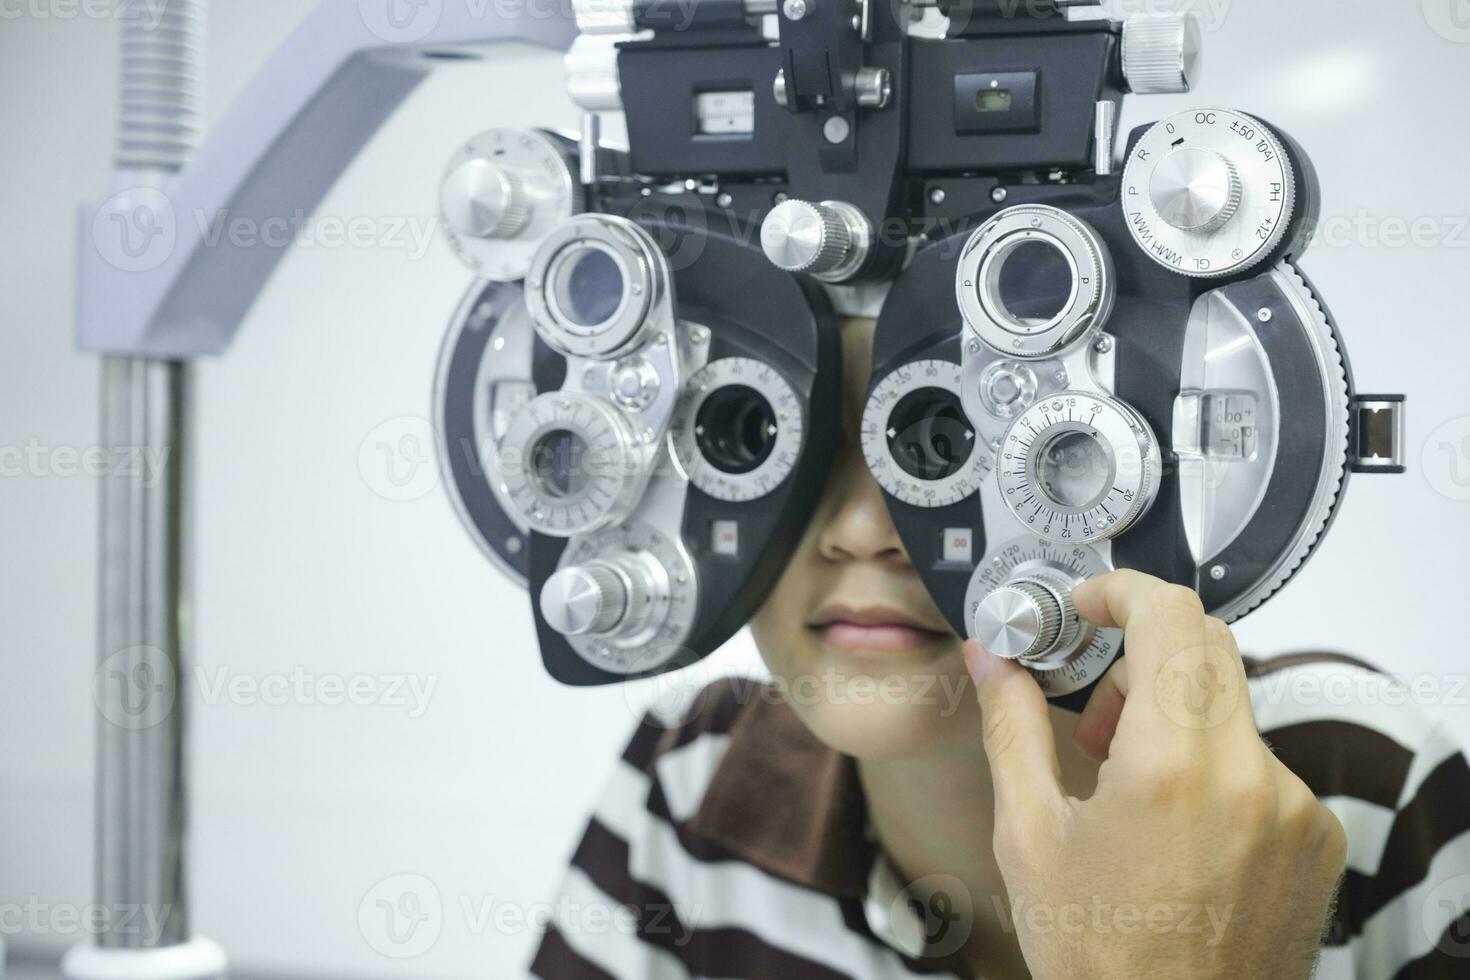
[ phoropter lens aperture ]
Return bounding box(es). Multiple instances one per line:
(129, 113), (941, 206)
(887, 387), (974, 482)
(1035, 428), (1112, 510)
(694, 385), (777, 476)
(530, 428), (591, 500)
(549, 243), (625, 328)
(991, 238), (1075, 328)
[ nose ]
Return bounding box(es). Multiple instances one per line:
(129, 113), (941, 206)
(816, 448), (909, 565)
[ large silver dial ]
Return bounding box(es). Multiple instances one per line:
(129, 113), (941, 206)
(496, 391), (645, 536)
(554, 522), (699, 674)
(996, 392), (1161, 545)
(861, 360), (990, 508)
(440, 128), (581, 282)
(671, 358), (804, 502)
(957, 205), (1115, 359)
(1121, 108), (1296, 279)
(965, 537), (1120, 697)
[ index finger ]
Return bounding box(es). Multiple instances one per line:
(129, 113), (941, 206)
(1072, 570), (1253, 742)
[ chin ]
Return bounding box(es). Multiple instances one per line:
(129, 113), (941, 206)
(760, 632), (982, 762)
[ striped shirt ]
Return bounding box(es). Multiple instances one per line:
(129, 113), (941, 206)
(530, 655), (1470, 979)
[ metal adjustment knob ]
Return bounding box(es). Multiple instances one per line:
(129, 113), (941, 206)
(1122, 14), (1202, 95)
(1150, 147), (1242, 233)
(760, 199), (872, 282)
(540, 562), (628, 636)
(973, 579), (1067, 662)
(441, 159), (532, 240)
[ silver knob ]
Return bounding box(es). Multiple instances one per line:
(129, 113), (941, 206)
(540, 562), (628, 636)
(441, 159), (532, 241)
(1122, 14), (1202, 95)
(1149, 147), (1242, 233)
(973, 579), (1067, 662)
(760, 199), (872, 282)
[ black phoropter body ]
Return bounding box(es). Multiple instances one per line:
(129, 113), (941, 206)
(434, 0), (1404, 701)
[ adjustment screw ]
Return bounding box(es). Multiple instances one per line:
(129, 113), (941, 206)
(782, 0), (808, 19)
(1257, 308), (1273, 323)
(716, 192), (733, 208)
(991, 187), (1009, 204)
(1093, 335), (1114, 354)
(1209, 564), (1228, 581)
(967, 338), (982, 354)
(823, 116), (851, 144)
(929, 187), (946, 205)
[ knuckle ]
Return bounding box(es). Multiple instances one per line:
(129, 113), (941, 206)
(981, 705), (1023, 761)
(1144, 584), (1206, 623)
(1137, 752), (1204, 805)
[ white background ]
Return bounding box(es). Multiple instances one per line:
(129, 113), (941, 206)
(2, 1), (1468, 977)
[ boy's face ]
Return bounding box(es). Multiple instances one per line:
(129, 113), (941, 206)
(750, 317), (983, 759)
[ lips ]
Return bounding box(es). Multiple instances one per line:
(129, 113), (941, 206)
(807, 603), (950, 654)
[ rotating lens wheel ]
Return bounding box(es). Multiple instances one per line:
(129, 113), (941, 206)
(996, 392), (1162, 545)
(861, 360), (989, 508)
(671, 358), (804, 502)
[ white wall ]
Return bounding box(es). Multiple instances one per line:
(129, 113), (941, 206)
(1, 1), (1468, 977)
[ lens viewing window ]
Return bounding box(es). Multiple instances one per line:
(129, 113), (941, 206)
(530, 428), (591, 500)
(552, 245), (624, 328)
(987, 238), (1075, 328)
(886, 388), (975, 482)
(694, 385), (778, 476)
(1036, 429), (1111, 509)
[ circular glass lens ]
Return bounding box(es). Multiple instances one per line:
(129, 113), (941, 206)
(551, 245), (625, 328)
(985, 238), (1075, 328)
(1036, 429), (1111, 508)
(530, 428), (591, 500)
(886, 388), (975, 481)
(694, 385), (777, 476)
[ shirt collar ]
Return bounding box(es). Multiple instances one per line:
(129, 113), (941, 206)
(686, 685), (875, 899)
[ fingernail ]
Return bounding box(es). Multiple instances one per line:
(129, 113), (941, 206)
(962, 639), (990, 685)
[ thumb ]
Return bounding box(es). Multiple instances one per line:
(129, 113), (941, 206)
(965, 640), (1066, 823)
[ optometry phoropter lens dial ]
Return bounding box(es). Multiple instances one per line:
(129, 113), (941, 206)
(672, 358), (805, 502)
(1122, 108), (1296, 278)
(760, 200), (873, 283)
(550, 521), (700, 674)
(440, 128), (582, 282)
(526, 214), (670, 360)
(966, 537), (1121, 697)
(862, 360), (988, 508)
(497, 392), (644, 536)
(957, 205), (1115, 359)
(997, 392), (1161, 545)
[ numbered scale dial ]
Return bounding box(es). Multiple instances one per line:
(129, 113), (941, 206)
(965, 537), (1121, 697)
(1122, 108), (1296, 278)
(550, 521), (699, 674)
(996, 392), (1162, 545)
(671, 358), (805, 502)
(862, 360), (991, 508)
(497, 392), (644, 536)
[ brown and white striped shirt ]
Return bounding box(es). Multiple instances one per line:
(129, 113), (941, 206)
(530, 655), (1470, 979)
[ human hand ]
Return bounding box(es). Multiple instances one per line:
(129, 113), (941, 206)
(964, 570), (1347, 980)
